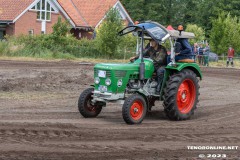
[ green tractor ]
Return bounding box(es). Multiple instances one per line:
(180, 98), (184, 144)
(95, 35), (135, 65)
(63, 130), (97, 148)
(78, 21), (202, 124)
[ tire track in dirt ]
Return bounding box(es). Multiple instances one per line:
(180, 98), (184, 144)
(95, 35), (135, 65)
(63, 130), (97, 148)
(1, 126), (239, 145)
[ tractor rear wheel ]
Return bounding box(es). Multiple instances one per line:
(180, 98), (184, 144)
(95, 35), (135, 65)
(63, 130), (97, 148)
(122, 94), (147, 124)
(78, 88), (102, 118)
(163, 69), (200, 120)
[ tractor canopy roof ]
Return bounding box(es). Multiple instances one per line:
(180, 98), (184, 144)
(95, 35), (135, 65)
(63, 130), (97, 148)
(118, 21), (195, 42)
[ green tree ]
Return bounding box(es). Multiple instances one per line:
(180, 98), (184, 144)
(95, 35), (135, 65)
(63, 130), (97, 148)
(210, 13), (227, 54)
(121, 0), (147, 22)
(95, 8), (124, 58)
(185, 24), (205, 45)
(52, 17), (70, 38)
(210, 13), (240, 54)
(186, 0), (240, 37)
(119, 33), (137, 59)
(120, 0), (200, 26)
(121, 0), (240, 40)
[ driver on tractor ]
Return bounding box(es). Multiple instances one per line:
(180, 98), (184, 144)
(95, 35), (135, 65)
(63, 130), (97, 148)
(130, 39), (168, 94)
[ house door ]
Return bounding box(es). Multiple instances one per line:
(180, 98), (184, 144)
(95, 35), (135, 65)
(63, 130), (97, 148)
(41, 21), (46, 34)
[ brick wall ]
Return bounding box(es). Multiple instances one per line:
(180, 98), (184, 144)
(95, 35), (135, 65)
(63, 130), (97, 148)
(12, 10), (66, 36)
(5, 10), (94, 40)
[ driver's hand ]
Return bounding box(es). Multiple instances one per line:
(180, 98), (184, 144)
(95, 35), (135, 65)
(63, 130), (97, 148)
(130, 56), (136, 62)
(175, 52), (180, 56)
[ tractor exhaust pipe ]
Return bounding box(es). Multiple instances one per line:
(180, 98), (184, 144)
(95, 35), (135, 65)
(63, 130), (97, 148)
(139, 28), (145, 81)
(139, 62), (145, 80)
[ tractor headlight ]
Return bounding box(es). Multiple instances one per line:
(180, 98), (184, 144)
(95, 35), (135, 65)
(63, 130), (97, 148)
(95, 77), (100, 84)
(117, 79), (123, 87)
(105, 78), (111, 86)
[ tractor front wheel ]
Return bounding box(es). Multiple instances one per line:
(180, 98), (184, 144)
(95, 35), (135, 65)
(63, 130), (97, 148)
(163, 69), (200, 120)
(122, 94), (147, 124)
(78, 88), (102, 118)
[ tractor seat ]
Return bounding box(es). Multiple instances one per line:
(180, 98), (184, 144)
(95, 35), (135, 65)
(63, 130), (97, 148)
(177, 59), (195, 63)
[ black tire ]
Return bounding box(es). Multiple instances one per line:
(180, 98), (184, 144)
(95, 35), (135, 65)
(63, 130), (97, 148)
(78, 88), (102, 118)
(122, 94), (147, 124)
(163, 69), (200, 120)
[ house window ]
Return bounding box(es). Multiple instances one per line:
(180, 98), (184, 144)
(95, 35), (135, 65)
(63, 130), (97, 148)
(30, 0), (57, 21)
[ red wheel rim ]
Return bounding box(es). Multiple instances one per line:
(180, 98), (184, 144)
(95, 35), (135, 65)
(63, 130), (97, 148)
(130, 100), (144, 120)
(177, 79), (196, 114)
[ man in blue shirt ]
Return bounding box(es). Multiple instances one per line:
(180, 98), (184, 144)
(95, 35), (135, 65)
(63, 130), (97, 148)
(175, 38), (193, 61)
(167, 38), (193, 64)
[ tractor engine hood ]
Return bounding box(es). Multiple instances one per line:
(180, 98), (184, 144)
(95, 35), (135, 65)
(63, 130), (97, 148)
(94, 58), (154, 71)
(93, 59), (154, 94)
(95, 63), (138, 71)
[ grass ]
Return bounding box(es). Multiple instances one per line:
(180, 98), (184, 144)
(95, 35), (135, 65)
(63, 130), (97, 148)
(207, 60), (240, 69)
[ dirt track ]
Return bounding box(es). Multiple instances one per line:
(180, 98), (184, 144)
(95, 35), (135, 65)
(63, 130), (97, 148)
(0, 60), (239, 160)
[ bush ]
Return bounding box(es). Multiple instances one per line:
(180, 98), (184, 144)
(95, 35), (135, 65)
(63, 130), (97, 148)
(4, 33), (101, 58)
(0, 40), (9, 56)
(77, 38), (100, 58)
(0, 15), (136, 60)
(186, 24), (205, 45)
(95, 8), (124, 59)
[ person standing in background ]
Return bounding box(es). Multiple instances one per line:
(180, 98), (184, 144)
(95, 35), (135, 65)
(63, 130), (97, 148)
(198, 44), (204, 65)
(203, 43), (210, 66)
(227, 45), (235, 67)
(193, 43), (198, 62)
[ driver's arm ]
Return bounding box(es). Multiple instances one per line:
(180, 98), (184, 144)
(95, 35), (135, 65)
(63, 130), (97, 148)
(130, 43), (152, 61)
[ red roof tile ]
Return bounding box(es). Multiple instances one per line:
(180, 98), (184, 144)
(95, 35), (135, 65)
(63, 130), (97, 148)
(57, 0), (118, 27)
(57, 0), (88, 27)
(0, 0), (120, 28)
(0, 0), (35, 21)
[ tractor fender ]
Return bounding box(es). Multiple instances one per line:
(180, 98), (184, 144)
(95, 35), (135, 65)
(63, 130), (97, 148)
(165, 63), (202, 80)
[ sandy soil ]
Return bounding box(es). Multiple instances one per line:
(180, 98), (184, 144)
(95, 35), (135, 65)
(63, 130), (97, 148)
(0, 60), (239, 160)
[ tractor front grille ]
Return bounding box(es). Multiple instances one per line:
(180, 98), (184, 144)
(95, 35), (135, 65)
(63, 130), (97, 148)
(115, 70), (127, 78)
